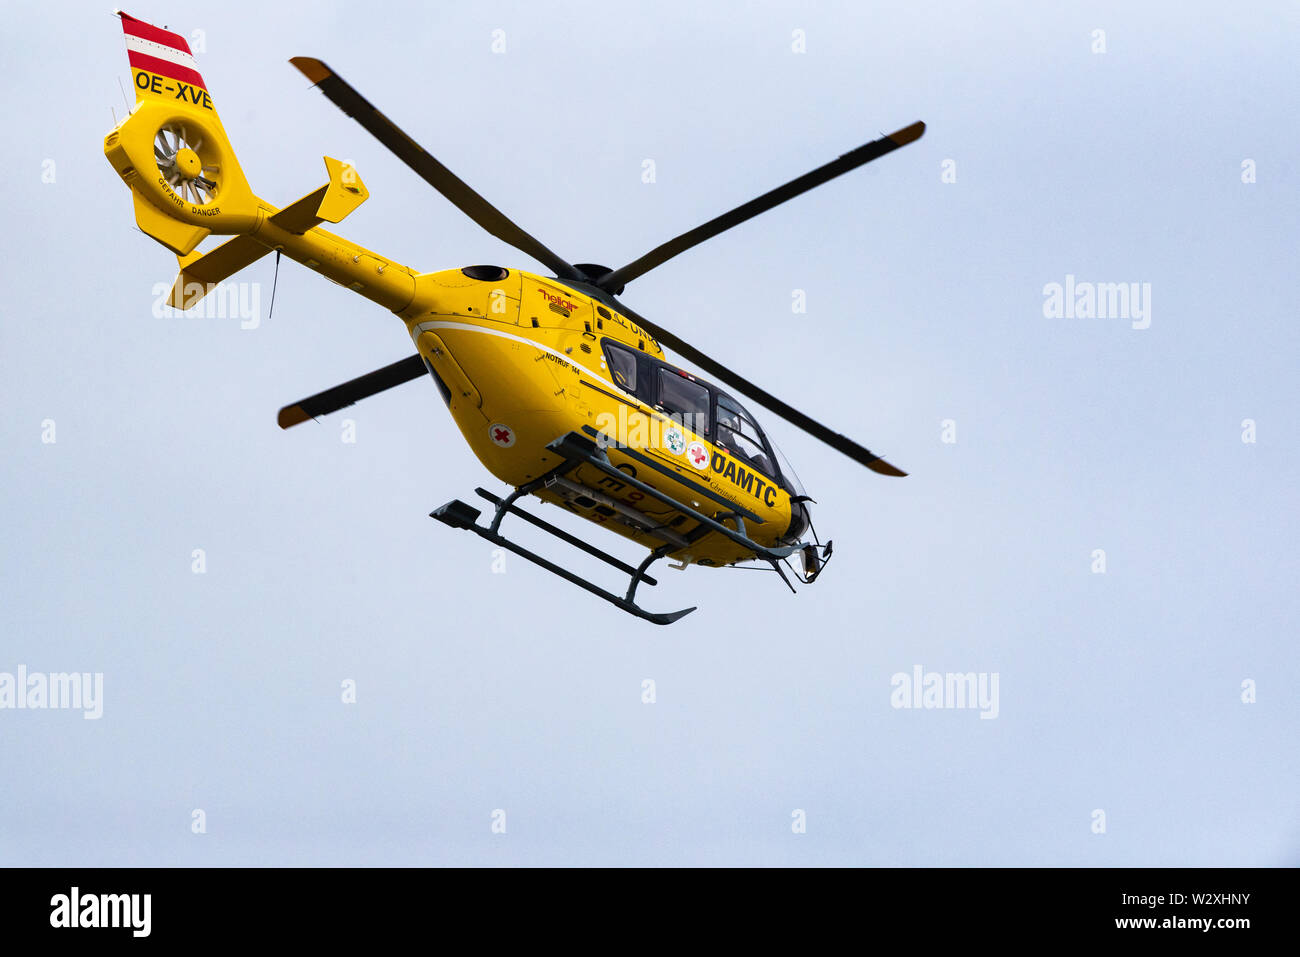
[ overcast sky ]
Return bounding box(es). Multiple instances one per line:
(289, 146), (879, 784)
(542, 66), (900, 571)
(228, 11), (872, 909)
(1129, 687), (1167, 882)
(1, 0), (1296, 865)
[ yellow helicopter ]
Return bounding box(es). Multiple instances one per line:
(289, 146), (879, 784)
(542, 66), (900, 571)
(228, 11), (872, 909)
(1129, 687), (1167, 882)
(103, 12), (925, 624)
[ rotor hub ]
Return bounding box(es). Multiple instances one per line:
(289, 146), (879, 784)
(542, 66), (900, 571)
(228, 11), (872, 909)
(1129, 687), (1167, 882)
(573, 263), (624, 295)
(174, 147), (202, 179)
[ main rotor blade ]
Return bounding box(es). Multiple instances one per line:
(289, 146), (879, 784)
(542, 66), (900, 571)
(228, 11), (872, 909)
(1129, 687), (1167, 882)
(612, 299), (906, 476)
(290, 57), (586, 283)
(278, 354), (428, 429)
(597, 122), (925, 293)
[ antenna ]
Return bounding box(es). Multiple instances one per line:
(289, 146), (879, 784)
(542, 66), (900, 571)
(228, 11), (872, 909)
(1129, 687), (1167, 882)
(268, 250), (282, 320)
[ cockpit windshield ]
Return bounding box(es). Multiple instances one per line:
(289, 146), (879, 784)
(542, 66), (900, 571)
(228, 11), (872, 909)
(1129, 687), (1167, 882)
(715, 393), (776, 478)
(771, 441), (806, 498)
(711, 391), (811, 498)
(699, 383), (813, 542)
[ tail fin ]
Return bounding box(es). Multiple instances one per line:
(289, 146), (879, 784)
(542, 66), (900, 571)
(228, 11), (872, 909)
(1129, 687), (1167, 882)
(120, 12), (212, 109)
(105, 11), (258, 256)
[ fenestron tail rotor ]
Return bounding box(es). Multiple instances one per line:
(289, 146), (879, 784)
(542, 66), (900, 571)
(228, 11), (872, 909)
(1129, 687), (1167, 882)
(153, 123), (220, 205)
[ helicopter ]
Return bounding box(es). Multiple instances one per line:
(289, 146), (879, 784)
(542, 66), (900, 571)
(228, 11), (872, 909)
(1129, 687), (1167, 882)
(104, 12), (925, 624)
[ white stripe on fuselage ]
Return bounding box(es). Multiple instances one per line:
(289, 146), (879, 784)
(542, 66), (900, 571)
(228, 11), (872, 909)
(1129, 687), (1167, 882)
(410, 318), (642, 408)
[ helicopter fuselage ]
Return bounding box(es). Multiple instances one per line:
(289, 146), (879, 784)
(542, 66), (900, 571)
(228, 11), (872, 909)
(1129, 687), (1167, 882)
(403, 267), (800, 568)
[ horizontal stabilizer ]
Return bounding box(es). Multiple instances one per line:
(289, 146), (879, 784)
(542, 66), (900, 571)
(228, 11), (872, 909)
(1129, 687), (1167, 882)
(166, 157), (369, 309)
(168, 234), (271, 309)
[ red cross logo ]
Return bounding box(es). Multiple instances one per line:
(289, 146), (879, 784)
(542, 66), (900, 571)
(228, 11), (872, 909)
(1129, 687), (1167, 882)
(686, 441), (709, 470)
(488, 423), (515, 448)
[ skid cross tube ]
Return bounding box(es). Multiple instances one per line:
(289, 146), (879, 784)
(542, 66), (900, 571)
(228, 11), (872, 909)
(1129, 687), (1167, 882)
(473, 487), (659, 586)
(430, 502), (693, 625)
(430, 450), (695, 624)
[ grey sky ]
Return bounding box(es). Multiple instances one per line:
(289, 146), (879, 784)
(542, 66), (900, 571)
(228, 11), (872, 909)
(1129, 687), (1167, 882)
(1, 0), (1296, 865)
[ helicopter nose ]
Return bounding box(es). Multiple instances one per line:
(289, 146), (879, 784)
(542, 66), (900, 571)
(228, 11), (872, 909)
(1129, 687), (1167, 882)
(784, 498), (812, 543)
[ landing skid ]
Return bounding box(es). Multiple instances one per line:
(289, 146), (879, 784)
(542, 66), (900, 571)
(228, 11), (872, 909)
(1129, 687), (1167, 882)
(430, 432), (800, 625)
(431, 493), (694, 626)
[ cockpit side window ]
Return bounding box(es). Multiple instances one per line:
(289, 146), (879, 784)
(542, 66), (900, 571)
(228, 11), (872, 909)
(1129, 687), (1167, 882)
(656, 369), (711, 436)
(602, 341), (639, 396)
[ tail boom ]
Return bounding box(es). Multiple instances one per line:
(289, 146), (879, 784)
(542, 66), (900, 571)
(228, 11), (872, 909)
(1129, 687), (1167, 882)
(106, 12), (417, 315)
